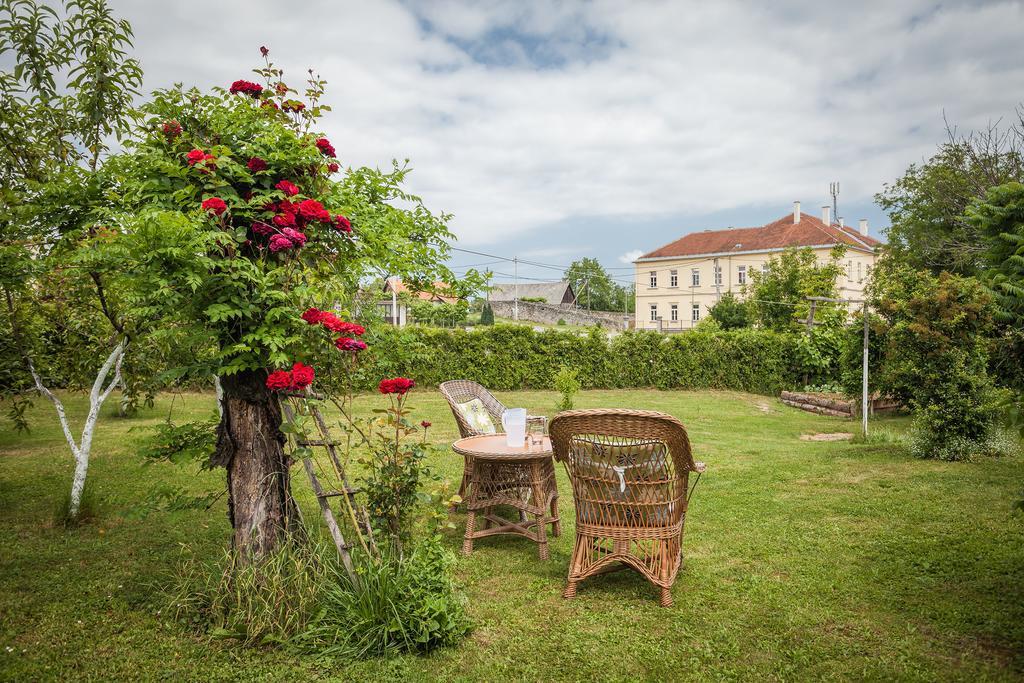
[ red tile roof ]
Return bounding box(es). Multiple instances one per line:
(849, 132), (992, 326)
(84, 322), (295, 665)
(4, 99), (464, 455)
(640, 212), (881, 260)
(383, 279), (459, 304)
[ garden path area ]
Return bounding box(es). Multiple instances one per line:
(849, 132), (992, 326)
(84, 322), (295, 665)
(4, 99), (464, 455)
(1, 389), (1022, 681)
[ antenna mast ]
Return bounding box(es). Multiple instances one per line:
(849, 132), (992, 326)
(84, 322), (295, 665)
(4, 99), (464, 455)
(829, 181), (840, 226)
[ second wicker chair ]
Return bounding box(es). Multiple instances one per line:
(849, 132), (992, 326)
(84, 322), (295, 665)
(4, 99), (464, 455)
(549, 409), (704, 607)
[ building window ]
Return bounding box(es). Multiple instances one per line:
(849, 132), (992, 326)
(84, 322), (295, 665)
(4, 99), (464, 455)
(846, 260), (853, 282)
(737, 265), (747, 285)
(691, 303), (700, 322)
(649, 271), (657, 288)
(857, 262), (863, 283)
(714, 265), (722, 286)
(761, 263), (769, 275)
(649, 304), (658, 322)
(691, 268), (700, 287)
(669, 270), (678, 288)
(670, 304), (678, 321)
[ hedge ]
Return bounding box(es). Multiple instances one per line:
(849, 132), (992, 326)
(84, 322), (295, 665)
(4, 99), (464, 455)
(351, 324), (808, 396)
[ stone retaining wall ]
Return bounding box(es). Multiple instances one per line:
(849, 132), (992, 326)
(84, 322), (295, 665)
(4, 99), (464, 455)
(488, 300), (630, 328)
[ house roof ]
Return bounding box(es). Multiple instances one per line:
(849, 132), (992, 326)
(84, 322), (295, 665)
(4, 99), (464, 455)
(638, 211), (882, 261)
(383, 278), (459, 304)
(487, 281), (576, 303)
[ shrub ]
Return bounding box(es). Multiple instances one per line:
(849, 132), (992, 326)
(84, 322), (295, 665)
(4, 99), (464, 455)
(869, 264), (998, 460)
(355, 324), (810, 395)
(708, 292), (750, 329)
(557, 318), (566, 326)
(479, 302), (495, 326)
(553, 364), (581, 412)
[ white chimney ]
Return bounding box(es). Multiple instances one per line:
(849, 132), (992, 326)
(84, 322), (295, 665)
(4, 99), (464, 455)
(839, 217), (845, 228)
(793, 201), (801, 223)
(858, 219), (868, 236)
(822, 205), (831, 225)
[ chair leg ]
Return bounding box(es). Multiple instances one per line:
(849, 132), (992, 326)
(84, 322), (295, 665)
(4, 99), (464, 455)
(563, 580), (578, 599)
(462, 510), (476, 555)
(660, 586), (673, 608)
(550, 495), (561, 538)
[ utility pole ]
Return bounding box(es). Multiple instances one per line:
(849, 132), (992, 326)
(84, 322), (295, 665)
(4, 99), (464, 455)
(513, 256), (519, 322)
(862, 300), (869, 436)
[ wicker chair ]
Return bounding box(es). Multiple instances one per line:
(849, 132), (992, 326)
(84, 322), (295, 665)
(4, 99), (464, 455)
(439, 380), (508, 503)
(549, 409), (705, 607)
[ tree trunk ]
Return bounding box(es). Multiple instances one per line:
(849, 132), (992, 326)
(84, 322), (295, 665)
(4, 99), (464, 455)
(214, 369), (300, 560)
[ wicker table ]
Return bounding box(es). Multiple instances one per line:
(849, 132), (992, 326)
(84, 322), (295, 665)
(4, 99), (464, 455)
(452, 434), (561, 560)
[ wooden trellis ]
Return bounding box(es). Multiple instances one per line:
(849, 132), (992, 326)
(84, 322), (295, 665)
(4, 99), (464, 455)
(280, 394), (375, 584)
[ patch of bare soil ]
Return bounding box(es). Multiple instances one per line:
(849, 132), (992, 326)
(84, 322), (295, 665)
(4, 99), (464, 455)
(800, 432), (854, 442)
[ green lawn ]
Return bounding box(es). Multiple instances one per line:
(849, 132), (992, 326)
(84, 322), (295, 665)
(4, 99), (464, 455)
(1, 389), (1022, 681)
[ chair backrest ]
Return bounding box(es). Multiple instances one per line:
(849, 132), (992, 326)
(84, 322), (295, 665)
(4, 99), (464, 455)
(549, 409), (696, 529)
(439, 380), (508, 438)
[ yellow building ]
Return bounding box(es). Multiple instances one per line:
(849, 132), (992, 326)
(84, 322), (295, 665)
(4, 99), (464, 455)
(634, 201), (881, 331)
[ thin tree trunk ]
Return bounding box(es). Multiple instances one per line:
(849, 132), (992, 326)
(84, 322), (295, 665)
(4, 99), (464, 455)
(213, 369), (300, 560)
(28, 339), (126, 519)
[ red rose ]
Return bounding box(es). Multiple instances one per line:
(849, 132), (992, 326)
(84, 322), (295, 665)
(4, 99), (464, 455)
(327, 163), (339, 173)
(275, 180), (300, 196)
(272, 212), (297, 228)
(420, 420), (431, 429)
(230, 79), (263, 97)
(247, 157), (267, 172)
(266, 370), (292, 391)
(269, 234), (294, 252)
(333, 215), (352, 233)
(186, 148), (207, 165)
(162, 120), (182, 139)
(282, 100), (305, 113)
(314, 137), (336, 158)
(201, 197), (227, 216)
(301, 307), (323, 325)
(252, 222), (274, 235)
(281, 228), (307, 246)
(278, 199), (296, 214)
(260, 46), (269, 57)
(261, 100), (279, 110)
(296, 199), (330, 223)
(378, 377), (415, 395)
(333, 321), (364, 336)
(318, 312), (343, 332)
(290, 362), (315, 389)
(276, 82), (288, 95)
(334, 337), (367, 353)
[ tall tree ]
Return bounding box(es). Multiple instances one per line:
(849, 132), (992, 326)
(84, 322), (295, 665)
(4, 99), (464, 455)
(1, 0), (142, 519)
(877, 116), (1024, 276)
(746, 246), (846, 331)
(565, 257), (631, 311)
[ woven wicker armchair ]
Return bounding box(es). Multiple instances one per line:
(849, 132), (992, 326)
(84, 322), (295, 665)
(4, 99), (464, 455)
(549, 409), (705, 607)
(439, 380), (508, 503)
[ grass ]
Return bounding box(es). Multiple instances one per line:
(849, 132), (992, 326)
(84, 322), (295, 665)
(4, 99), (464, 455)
(1, 388), (1022, 681)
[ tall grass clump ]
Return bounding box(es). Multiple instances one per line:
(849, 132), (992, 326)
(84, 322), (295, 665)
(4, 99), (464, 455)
(296, 537), (470, 658)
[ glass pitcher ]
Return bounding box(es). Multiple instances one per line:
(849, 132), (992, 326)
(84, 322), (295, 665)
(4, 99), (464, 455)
(501, 408), (527, 448)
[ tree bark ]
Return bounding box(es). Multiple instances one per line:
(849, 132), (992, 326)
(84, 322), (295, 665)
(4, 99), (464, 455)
(214, 370), (301, 560)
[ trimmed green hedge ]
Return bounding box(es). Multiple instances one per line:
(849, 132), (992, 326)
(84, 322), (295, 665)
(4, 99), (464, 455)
(353, 324), (806, 395)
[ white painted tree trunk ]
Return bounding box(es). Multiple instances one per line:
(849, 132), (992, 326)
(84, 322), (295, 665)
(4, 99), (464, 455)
(214, 375), (224, 417)
(28, 339), (127, 519)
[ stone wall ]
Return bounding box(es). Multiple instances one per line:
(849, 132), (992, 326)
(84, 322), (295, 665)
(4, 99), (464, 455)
(488, 300), (631, 329)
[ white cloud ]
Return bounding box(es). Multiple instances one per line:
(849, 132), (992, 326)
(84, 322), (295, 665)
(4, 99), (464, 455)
(619, 249), (644, 265)
(106, 0), (1024, 248)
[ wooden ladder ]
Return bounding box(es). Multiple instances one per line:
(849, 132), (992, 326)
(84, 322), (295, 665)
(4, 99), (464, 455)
(281, 395), (375, 584)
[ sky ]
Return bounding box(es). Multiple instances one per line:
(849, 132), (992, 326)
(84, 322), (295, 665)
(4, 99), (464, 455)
(100, 1), (1024, 283)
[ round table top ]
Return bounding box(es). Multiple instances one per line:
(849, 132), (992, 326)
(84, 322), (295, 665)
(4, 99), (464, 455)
(452, 434), (552, 461)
